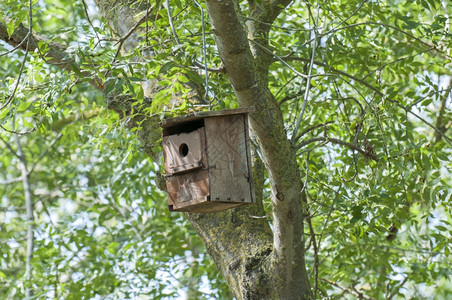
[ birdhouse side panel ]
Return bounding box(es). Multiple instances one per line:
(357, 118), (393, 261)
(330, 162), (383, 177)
(204, 115), (253, 203)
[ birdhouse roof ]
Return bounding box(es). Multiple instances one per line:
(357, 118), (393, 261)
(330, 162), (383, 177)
(160, 108), (251, 129)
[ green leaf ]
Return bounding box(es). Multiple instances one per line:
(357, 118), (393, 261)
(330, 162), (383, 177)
(0, 106), (11, 119)
(70, 63), (83, 77)
(159, 62), (176, 74)
(107, 242), (120, 254)
(437, 153), (450, 161)
(17, 101), (32, 112)
(185, 70), (204, 86)
(6, 20), (16, 38)
(434, 225), (448, 232)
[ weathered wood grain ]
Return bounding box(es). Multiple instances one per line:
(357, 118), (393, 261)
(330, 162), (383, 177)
(205, 115), (253, 203)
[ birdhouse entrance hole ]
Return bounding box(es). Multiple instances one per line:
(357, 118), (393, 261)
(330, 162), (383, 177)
(161, 109), (255, 213)
(179, 143), (189, 157)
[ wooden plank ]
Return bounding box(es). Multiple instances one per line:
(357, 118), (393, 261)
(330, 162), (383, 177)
(163, 127), (204, 175)
(166, 169), (210, 210)
(243, 114), (255, 203)
(171, 200), (246, 213)
(205, 114), (253, 204)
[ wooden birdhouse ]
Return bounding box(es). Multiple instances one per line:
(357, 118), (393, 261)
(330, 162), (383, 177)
(161, 108), (254, 213)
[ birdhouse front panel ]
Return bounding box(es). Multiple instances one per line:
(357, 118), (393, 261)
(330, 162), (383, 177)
(161, 109), (255, 213)
(163, 127), (204, 175)
(163, 127), (210, 211)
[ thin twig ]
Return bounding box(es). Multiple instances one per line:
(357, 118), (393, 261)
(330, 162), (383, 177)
(81, 0), (100, 43)
(0, 32), (31, 111)
(249, 39), (308, 79)
(0, 18), (103, 90)
(279, 91), (305, 104)
(330, 0), (369, 33)
(297, 21), (451, 60)
(0, 135), (20, 159)
(296, 136), (379, 161)
(387, 276), (409, 300)
(291, 28), (318, 143)
(28, 132), (63, 175)
(192, 0), (209, 106)
(407, 86), (451, 109)
(295, 120), (334, 140)
(190, 61), (226, 73)
(112, 4), (156, 61)
(321, 278), (376, 300)
(107, 183), (143, 241)
(0, 34), (29, 57)
(362, 48), (432, 80)
(165, 0), (180, 44)
(0, 124), (36, 135)
(316, 182), (342, 247)
(145, 0), (151, 46)
(12, 4), (34, 296)
(276, 75), (299, 99)
(244, 16), (314, 32)
(0, 177), (23, 185)
(302, 150), (310, 194)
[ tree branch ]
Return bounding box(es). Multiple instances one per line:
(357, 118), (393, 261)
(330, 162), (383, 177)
(246, 0), (293, 80)
(362, 49), (432, 80)
(387, 276), (409, 300)
(112, 3), (156, 61)
(250, 39), (308, 79)
(190, 61), (226, 73)
(0, 124), (35, 136)
(28, 132), (63, 175)
(49, 108), (101, 132)
(267, 0), (293, 22)
(296, 136), (379, 162)
(0, 18), (103, 90)
(296, 121), (334, 140)
(14, 133), (35, 299)
(307, 213), (319, 299)
(434, 76), (452, 143)
(0, 135), (20, 159)
(321, 278), (376, 300)
(0, 19), (67, 70)
(0, 16), (31, 111)
(0, 177), (23, 185)
(81, 0), (101, 43)
(291, 6), (319, 142)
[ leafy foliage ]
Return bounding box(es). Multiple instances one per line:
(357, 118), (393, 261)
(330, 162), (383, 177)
(1, 0), (451, 299)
